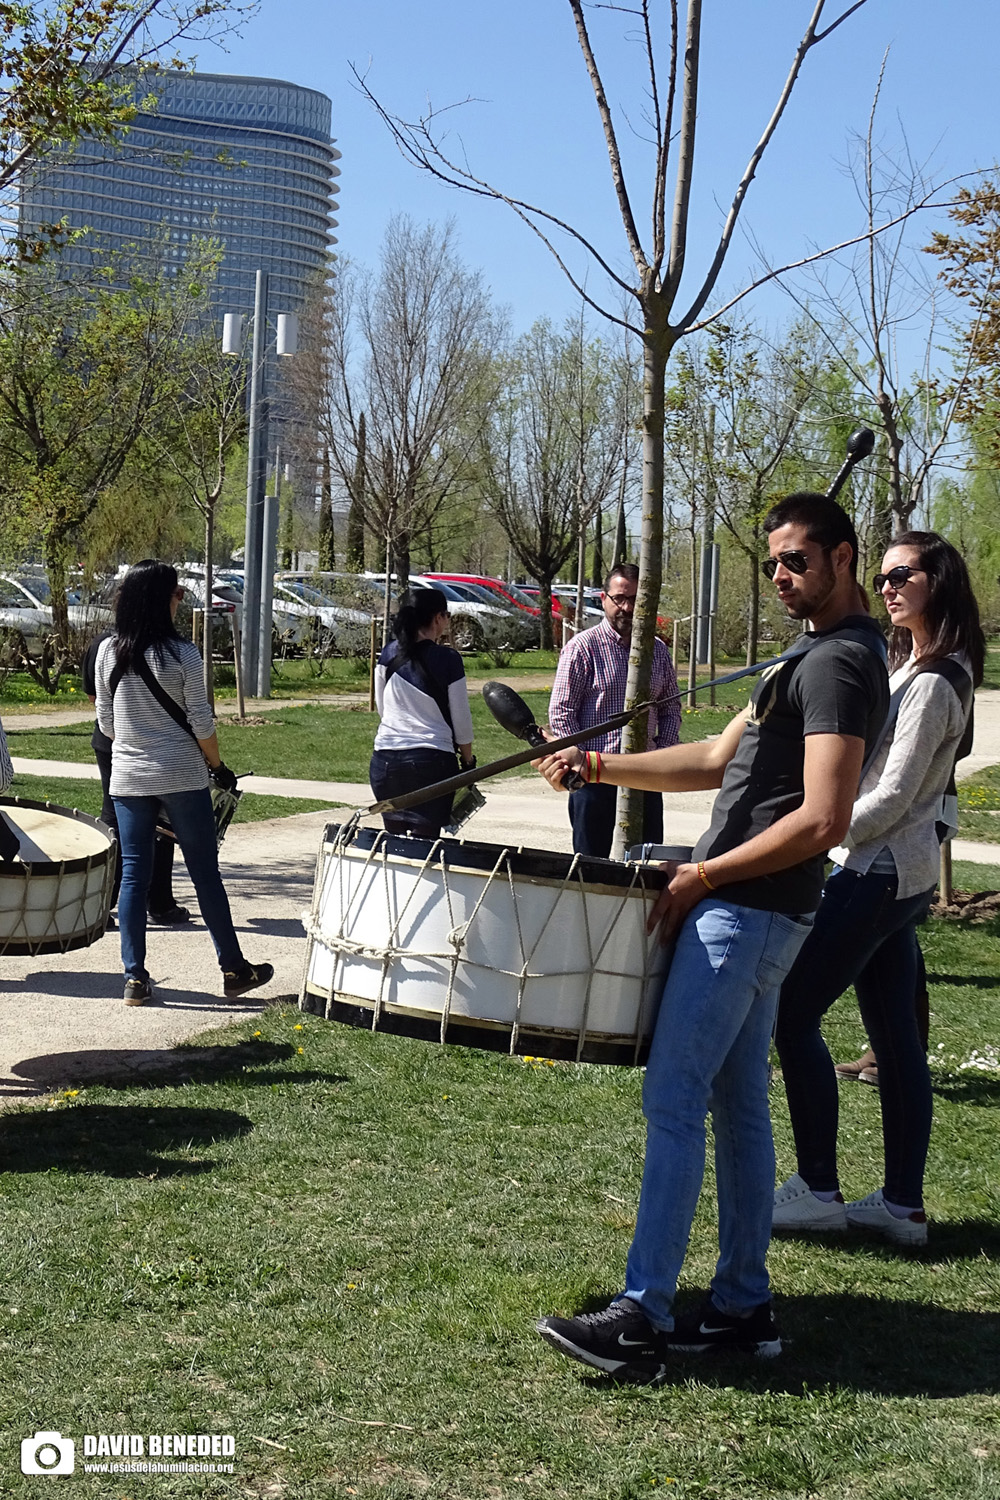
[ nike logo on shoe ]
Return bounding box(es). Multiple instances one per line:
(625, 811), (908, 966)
(617, 1332), (652, 1348)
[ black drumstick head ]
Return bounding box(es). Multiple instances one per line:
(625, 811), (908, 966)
(482, 680), (537, 740)
(845, 427), (875, 462)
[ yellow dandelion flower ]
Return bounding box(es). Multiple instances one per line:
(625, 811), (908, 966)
(297, 1047), (304, 1055)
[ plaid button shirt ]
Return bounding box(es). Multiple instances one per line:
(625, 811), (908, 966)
(548, 619), (681, 755)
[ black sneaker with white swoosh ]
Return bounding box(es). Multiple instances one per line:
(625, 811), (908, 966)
(535, 1298), (667, 1381)
(666, 1296), (781, 1357)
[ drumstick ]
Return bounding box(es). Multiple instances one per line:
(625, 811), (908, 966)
(482, 680), (588, 791)
(366, 655), (785, 817)
(371, 427), (879, 819)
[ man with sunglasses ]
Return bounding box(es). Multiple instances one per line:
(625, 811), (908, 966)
(548, 562), (680, 857)
(534, 493), (888, 1377)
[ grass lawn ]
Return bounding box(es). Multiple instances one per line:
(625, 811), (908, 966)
(4, 692), (748, 788)
(6, 773), (338, 824)
(956, 764), (1000, 843)
(1, 899), (998, 1498)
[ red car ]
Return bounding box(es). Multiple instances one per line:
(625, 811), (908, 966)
(425, 574), (566, 643)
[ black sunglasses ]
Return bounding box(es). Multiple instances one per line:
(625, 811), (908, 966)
(762, 547), (830, 580)
(873, 564), (921, 593)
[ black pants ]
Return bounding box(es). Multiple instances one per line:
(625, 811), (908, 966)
(369, 747), (458, 837)
(567, 783), (663, 859)
(94, 746), (176, 911)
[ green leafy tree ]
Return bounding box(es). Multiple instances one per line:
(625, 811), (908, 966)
(0, 245), (219, 667)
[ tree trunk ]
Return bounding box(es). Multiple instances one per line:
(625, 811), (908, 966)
(617, 292), (671, 856)
(746, 546), (759, 668)
(537, 576), (556, 651)
(591, 501), (603, 587)
(203, 505), (215, 709)
(44, 529), (71, 659)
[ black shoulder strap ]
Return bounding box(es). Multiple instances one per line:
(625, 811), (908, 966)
(111, 650), (198, 742)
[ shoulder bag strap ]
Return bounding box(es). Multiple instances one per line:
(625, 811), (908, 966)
(111, 649), (199, 743)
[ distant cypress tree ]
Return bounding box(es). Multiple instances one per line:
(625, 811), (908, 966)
(345, 411), (367, 572)
(317, 446), (335, 570)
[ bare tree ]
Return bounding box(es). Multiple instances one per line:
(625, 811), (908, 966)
(357, 0), (938, 848)
(146, 324), (248, 701)
(317, 217), (505, 593)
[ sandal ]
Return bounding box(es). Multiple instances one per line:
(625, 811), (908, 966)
(834, 1047), (876, 1080)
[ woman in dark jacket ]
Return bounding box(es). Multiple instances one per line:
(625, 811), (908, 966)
(370, 588), (475, 836)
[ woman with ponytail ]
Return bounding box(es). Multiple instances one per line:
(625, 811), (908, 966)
(370, 587), (475, 836)
(95, 559), (273, 1006)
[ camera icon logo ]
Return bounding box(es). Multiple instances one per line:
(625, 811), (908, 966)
(20, 1432), (76, 1476)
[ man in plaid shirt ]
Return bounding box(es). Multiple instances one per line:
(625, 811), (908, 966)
(548, 564), (680, 857)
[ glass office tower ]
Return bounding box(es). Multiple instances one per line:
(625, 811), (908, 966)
(18, 70), (339, 317)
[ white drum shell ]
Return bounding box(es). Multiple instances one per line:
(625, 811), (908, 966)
(301, 824), (670, 1063)
(0, 798), (115, 955)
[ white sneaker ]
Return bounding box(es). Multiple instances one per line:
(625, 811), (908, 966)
(772, 1173), (847, 1232)
(845, 1189), (928, 1247)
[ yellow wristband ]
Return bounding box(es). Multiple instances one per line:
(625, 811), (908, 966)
(698, 861), (715, 892)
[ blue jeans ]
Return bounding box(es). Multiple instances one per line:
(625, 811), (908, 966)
(114, 789), (244, 981)
(568, 784), (663, 858)
(774, 866), (935, 1209)
(369, 748), (458, 837)
(623, 900), (812, 1327)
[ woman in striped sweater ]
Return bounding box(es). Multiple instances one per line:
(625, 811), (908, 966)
(95, 560), (273, 1007)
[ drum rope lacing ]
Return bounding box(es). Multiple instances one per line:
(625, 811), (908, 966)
(303, 818), (666, 1062)
(0, 799), (116, 956)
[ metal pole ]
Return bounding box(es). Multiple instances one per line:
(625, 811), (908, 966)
(257, 443), (280, 697)
(708, 542), (720, 705)
(696, 409), (716, 662)
(242, 268), (268, 691)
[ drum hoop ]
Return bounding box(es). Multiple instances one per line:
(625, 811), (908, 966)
(307, 819), (667, 1063)
(0, 795), (116, 957)
(0, 795), (115, 875)
(320, 821), (670, 893)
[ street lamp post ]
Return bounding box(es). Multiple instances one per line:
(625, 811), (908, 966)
(223, 274), (297, 698)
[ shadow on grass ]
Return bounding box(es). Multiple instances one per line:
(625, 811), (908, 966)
(927, 971), (1000, 988)
(0, 1103), (252, 1177)
(932, 1074), (1000, 1106)
(575, 1291), (1000, 1399)
(6, 1039), (349, 1095)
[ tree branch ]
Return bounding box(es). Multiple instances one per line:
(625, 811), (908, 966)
(677, 0), (869, 329)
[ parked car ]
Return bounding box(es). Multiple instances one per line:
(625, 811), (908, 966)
(0, 572), (114, 648)
(358, 573), (531, 653)
(272, 574), (372, 650)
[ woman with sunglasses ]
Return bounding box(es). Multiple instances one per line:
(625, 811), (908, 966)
(95, 560), (274, 1006)
(772, 531), (984, 1246)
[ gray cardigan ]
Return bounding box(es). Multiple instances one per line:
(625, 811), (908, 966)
(829, 653), (971, 899)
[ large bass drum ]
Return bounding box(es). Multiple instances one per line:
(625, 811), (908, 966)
(300, 821), (671, 1064)
(0, 796), (115, 955)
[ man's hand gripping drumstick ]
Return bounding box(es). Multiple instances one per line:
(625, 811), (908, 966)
(532, 707), (861, 945)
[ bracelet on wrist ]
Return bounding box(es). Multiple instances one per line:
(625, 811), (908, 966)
(698, 860), (715, 892)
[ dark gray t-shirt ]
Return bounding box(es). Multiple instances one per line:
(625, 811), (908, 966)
(692, 617), (889, 914)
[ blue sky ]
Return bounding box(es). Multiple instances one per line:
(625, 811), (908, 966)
(202, 1), (999, 347)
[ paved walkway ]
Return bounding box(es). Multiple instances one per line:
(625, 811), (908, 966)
(1, 687), (998, 1109)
